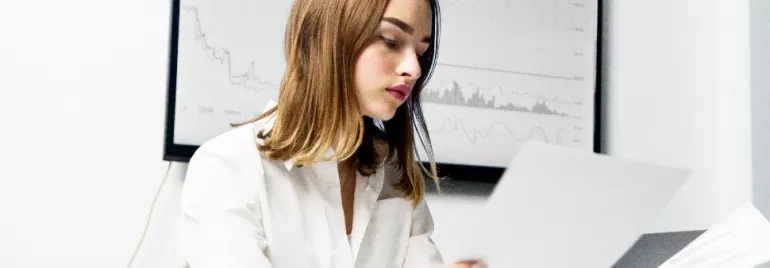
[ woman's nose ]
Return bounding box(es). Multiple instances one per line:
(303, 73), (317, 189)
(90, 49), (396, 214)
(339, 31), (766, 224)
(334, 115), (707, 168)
(395, 52), (422, 82)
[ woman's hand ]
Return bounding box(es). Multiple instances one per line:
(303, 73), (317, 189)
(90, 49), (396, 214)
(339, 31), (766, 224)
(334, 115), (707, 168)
(438, 259), (487, 268)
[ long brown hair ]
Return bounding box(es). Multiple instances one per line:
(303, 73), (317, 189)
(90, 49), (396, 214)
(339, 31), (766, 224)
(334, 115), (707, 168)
(239, 0), (442, 207)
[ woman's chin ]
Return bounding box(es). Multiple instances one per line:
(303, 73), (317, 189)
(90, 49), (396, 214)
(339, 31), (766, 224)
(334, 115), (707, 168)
(362, 102), (399, 121)
(367, 110), (397, 121)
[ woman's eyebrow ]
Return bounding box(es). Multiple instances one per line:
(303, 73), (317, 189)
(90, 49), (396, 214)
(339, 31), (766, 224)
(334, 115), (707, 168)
(382, 17), (432, 43)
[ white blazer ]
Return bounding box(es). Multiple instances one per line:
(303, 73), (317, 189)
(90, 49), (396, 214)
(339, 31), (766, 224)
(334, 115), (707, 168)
(179, 103), (444, 268)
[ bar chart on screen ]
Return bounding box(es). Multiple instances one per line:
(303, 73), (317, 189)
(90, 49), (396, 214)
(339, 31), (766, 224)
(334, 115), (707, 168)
(417, 0), (598, 167)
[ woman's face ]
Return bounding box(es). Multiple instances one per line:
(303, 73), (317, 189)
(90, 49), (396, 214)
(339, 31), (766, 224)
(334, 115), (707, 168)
(353, 0), (433, 121)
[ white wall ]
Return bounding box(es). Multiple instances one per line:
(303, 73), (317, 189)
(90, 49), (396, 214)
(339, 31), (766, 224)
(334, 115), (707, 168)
(1, 0), (763, 267)
(1, 0), (174, 267)
(604, 0), (753, 233)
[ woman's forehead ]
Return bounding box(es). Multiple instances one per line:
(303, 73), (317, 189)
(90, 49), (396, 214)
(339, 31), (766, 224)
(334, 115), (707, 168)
(381, 0), (433, 36)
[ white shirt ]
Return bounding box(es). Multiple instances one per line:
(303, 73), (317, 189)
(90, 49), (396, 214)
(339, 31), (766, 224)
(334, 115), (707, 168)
(179, 104), (445, 268)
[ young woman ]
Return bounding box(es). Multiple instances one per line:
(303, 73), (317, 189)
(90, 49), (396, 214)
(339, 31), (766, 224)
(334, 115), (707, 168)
(180, 0), (485, 267)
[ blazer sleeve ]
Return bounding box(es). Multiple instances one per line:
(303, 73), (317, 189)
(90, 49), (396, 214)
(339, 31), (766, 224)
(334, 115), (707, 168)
(402, 197), (445, 268)
(179, 142), (273, 268)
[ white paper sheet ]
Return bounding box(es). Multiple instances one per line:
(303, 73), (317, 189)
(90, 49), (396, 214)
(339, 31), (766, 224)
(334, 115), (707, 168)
(658, 203), (770, 268)
(455, 141), (690, 268)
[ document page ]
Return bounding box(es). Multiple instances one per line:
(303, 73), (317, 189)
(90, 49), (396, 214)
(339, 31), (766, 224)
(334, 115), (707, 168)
(658, 203), (770, 268)
(455, 141), (690, 268)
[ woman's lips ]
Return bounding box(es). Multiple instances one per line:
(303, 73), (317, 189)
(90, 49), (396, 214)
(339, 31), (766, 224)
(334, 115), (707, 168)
(386, 84), (411, 101)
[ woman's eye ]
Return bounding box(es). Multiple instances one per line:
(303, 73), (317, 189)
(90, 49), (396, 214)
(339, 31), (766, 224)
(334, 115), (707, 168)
(381, 37), (398, 49)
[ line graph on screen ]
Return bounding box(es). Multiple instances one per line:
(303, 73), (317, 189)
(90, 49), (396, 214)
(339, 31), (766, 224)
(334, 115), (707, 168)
(181, 5), (278, 92)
